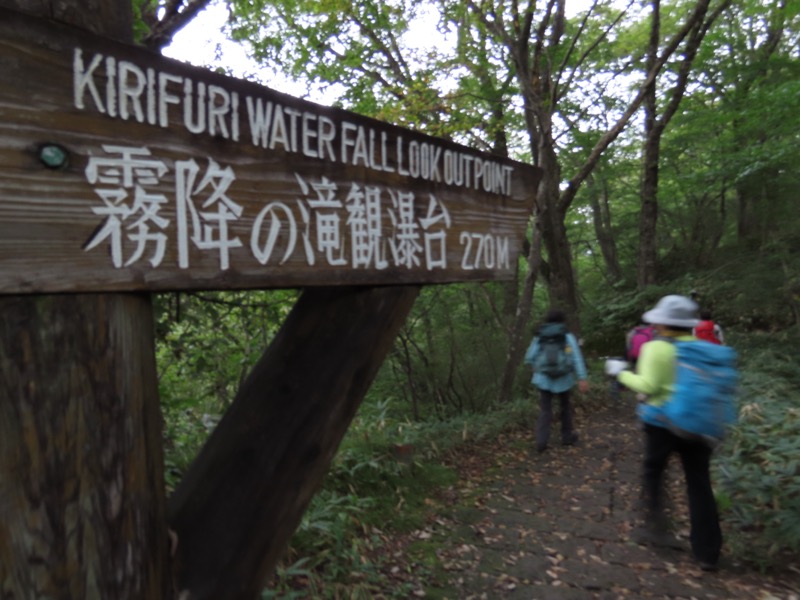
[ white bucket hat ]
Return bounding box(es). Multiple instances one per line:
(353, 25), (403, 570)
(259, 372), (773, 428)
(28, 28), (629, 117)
(642, 295), (700, 328)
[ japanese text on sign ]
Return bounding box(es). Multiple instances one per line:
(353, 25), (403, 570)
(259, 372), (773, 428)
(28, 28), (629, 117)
(83, 145), (512, 272)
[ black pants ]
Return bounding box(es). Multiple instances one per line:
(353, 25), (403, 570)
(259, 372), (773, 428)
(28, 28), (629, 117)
(536, 389), (574, 448)
(642, 424), (722, 564)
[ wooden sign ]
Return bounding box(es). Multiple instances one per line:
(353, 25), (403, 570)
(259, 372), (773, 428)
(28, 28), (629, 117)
(0, 8), (541, 294)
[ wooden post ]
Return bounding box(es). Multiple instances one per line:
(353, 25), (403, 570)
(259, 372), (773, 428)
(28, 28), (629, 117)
(168, 285), (420, 599)
(0, 1), (170, 598)
(0, 295), (170, 598)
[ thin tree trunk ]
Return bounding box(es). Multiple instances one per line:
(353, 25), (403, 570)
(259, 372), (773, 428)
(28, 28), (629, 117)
(588, 176), (623, 283)
(539, 164), (581, 331)
(497, 212), (543, 404)
(637, 0), (721, 287)
(637, 0), (661, 289)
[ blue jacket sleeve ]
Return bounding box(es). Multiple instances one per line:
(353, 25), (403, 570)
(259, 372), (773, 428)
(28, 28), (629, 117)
(524, 337), (540, 367)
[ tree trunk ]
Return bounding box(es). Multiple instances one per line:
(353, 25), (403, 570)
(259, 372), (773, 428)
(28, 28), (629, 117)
(736, 179), (764, 246)
(497, 214), (543, 404)
(638, 142), (660, 288)
(0, 2), (170, 598)
(638, 0), (721, 286)
(637, 0), (661, 290)
(538, 144), (580, 333)
(588, 176), (622, 283)
(168, 286), (419, 600)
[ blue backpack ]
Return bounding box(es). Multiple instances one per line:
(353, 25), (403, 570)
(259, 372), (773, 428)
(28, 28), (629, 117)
(533, 323), (573, 378)
(638, 341), (738, 446)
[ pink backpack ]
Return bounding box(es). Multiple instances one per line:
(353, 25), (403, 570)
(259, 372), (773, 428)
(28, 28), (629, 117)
(628, 325), (656, 360)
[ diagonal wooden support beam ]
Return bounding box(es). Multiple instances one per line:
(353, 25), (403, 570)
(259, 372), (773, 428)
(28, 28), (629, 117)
(168, 285), (420, 599)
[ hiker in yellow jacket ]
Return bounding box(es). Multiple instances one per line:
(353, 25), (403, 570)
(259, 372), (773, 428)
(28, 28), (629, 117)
(608, 295), (722, 571)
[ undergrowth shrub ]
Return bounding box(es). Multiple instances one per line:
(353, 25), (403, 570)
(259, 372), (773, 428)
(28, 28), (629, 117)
(714, 328), (800, 569)
(262, 396), (534, 597)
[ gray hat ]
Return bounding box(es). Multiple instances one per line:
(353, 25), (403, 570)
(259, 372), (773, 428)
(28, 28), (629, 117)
(642, 295), (700, 328)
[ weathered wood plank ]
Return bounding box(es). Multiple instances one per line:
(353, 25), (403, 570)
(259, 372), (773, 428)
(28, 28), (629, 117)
(0, 7), (540, 294)
(168, 285), (421, 599)
(0, 0), (132, 41)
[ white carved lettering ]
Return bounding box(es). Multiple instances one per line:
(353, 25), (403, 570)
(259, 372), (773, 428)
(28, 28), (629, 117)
(318, 115), (336, 161)
(283, 107), (302, 152)
(341, 121), (357, 164)
(208, 85), (231, 139)
(246, 96), (273, 148)
(351, 125), (369, 167)
(268, 104), (290, 151)
(301, 111), (318, 158)
(73, 49), (105, 113)
(396, 136), (409, 176)
(105, 56), (117, 118)
(158, 72), (183, 128)
(118, 61), (146, 123)
(72, 47), (521, 206)
(183, 79), (207, 134)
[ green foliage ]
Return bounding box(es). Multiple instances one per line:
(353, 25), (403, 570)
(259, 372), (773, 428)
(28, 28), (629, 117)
(580, 284), (677, 355)
(227, 0), (466, 136)
(155, 290), (297, 490)
(259, 395), (533, 596)
(131, 0), (157, 44)
(661, 240), (800, 331)
(370, 283), (518, 420)
(714, 328), (800, 568)
(581, 232), (800, 356)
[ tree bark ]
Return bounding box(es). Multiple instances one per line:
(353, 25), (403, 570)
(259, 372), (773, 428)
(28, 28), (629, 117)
(538, 143), (580, 332)
(168, 285), (420, 600)
(0, 294), (169, 599)
(497, 213), (543, 404)
(636, 0), (721, 288)
(0, 2), (170, 598)
(637, 0), (662, 289)
(588, 176), (622, 283)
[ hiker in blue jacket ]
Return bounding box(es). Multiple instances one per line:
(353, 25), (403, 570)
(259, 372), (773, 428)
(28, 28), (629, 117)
(608, 294), (723, 571)
(524, 309), (589, 454)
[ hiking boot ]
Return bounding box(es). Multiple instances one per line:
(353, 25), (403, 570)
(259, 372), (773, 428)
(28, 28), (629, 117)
(698, 561), (719, 572)
(646, 511), (672, 534)
(536, 443), (548, 453)
(562, 432), (579, 446)
(632, 525), (683, 550)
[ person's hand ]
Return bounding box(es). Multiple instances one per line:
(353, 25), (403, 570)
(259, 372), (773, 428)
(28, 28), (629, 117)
(604, 358), (628, 376)
(578, 379), (589, 394)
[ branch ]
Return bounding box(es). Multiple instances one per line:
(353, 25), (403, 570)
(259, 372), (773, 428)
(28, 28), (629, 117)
(555, 0), (636, 105)
(348, 10), (411, 84)
(143, 0), (215, 51)
(659, 0), (732, 129)
(556, 0), (718, 214)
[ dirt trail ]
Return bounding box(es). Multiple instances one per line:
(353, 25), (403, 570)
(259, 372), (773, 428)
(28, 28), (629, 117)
(419, 397), (800, 599)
